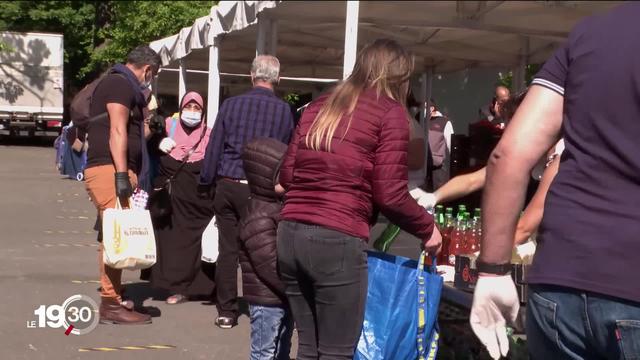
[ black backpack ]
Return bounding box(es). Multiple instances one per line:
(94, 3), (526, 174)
(69, 73), (128, 130)
(69, 75), (108, 130)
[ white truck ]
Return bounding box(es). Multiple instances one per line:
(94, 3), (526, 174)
(0, 31), (64, 139)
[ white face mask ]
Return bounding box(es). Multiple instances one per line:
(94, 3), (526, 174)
(140, 69), (153, 90)
(181, 111), (202, 127)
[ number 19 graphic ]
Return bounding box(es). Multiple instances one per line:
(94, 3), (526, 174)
(29, 295), (99, 335)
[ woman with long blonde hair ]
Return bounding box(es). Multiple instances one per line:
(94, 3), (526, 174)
(277, 39), (441, 359)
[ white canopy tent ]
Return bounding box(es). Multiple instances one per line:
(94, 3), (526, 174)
(150, 0), (621, 126)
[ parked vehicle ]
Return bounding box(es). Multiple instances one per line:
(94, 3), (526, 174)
(0, 31), (64, 139)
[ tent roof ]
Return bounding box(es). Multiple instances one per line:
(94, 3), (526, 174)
(151, 1), (621, 95)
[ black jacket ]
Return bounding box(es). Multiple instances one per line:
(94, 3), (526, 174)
(239, 137), (288, 305)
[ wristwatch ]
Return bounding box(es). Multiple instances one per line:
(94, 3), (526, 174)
(476, 261), (512, 275)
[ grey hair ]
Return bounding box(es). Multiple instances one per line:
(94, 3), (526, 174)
(251, 55), (280, 84)
(127, 45), (161, 74)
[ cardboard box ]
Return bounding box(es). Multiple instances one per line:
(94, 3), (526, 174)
(453, 255), (478, 292)
(453, 255), (531, 304)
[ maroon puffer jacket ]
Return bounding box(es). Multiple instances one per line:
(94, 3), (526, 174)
(280, 88), (434, 241)
(239, 138), (288, 306)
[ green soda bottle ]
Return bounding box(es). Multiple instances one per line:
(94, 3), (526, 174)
(473, 208), (482, 221)
(373, 224), (401, 252)
(445, 207), (454, 220)
(457, 205), (467, 221)
(435, 205), (445, 227)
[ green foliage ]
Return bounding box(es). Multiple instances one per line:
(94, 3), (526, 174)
(283, 92), (300, 105)
(0, 0), (212, 96)
(0, 41), (15, 53)
(86, 1), (211, 77)
(497, 64), (541, 91)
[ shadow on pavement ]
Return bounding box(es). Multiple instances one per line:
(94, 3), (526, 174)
(0, 136), (56, 147)
(121, 281), (165, 318)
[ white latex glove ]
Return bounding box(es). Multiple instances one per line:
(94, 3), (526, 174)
(409, 188), (438, 212)
(470, 275), (520, 360)
(159, 137), (177, 154)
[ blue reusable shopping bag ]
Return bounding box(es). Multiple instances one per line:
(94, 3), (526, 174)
(354, 251), (443, 360)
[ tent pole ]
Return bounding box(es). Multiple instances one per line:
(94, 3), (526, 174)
(152, 76), (158, 99)
(419, 68), (434, 129)
(207, 41), (220, 128)
(342, 1), (359, 79)
(178, 58), (187, 102)
(256, 15), (270, 56)
(514, 36), (530, 93)
(269, 20), (278, 56)
(421, 67), (434, 176)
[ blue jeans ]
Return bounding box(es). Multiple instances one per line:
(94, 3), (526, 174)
(249, 304), (293, 360)
(527, 284), (640, 360)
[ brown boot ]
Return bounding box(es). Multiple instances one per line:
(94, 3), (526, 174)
(99, 297), (152, 325)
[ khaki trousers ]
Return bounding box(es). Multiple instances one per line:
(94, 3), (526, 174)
(84, 165), (137, 301)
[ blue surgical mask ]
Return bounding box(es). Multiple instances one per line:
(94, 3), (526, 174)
(181, 111), (202, 127)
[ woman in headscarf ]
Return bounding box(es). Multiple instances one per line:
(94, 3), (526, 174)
(150, 91), (216, 304)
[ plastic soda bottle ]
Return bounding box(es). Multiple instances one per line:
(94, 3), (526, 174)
(373, 224), (400, 252)
(437, 209), (453, 265)
(448, 217), (464, 266)
(435, 205), (445, 227)
(473, 208), (482, 221)
(457, 205), (467, 221)
(467, 215), (480, 253)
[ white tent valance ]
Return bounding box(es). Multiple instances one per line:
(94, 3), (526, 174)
(150, 1), (278, 66)
(149, 1), (621, 126)
(152, 1), (620, 75)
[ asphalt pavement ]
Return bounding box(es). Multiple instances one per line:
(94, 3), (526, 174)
(0, 141), (423, 360)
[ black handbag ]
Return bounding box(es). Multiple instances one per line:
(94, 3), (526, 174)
(148, 127), (206, 219)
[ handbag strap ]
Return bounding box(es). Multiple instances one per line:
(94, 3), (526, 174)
(114, 197), (132, 210)
(168, 125), (207, 182)
(169, 116), (178, 139)
(416, 251), (439, 360)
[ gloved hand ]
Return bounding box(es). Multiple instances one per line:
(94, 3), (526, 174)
(115, 172), (133, 199)
(159, 137), (177, 154)
(409, 188), (438, 213)
(470, 275), (520, 360)
(422, 224), (442, 256)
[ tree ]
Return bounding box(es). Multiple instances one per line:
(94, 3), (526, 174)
(86, 1), (211, 78)
(0, 1), (212, 99)
(496, 64), (541, 91)
(0, 41), (13, 53)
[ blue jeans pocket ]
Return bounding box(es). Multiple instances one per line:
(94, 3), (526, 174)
(528, 291), (565, 352)
(617, 320), (640, 360)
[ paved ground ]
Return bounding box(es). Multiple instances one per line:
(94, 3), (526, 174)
(0, 141), (424, 360)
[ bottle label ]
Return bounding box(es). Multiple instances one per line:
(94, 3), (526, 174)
(448, 254), (456, 266)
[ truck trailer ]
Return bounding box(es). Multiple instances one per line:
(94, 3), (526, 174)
(0, 31), (64, 139)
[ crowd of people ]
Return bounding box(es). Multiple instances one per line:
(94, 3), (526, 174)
(73, 3), (640, 359)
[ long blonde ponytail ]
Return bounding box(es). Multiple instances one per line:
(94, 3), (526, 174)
(305, 39), (414, 151)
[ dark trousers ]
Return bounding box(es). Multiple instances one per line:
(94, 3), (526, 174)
(213, 179), (250, 318)
(527, 284), (640, 360)
(277, 221), (368, 360)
